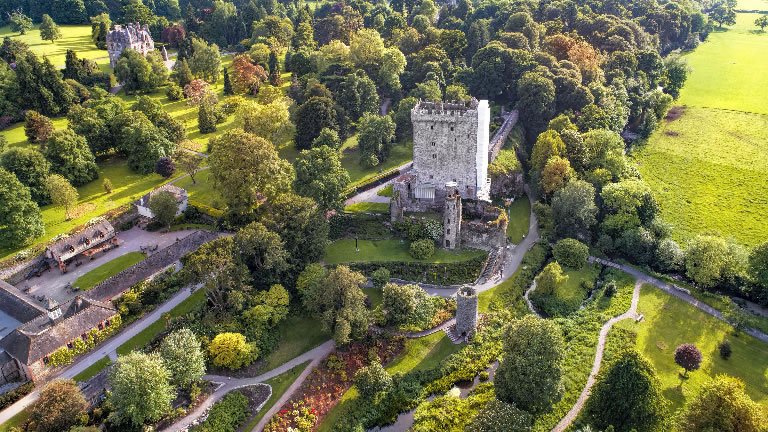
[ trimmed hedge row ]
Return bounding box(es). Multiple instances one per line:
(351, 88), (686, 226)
(329, 213), (392, 240)
(351, 255), (487, 285)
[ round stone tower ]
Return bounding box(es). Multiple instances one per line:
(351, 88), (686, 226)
(456, 285), (478, 338)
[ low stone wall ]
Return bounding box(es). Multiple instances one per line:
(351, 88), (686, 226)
(88, 230), (218, 302)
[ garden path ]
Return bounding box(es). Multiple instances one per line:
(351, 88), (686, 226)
(551, 280), (642, 432)
(0, 285), (197, 425)
(161, 340), (336, 432)
(523, 279), (541, 317)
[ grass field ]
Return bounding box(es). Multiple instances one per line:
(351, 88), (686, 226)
(173, 169), (224, 210)
(0, 410), (29, 432)
(258, 313), (328, 373)
(635, 13), (768, 246)
(324, 239), (487, 264)
(506, 195), (531, 244)
(614, 285), (768, 414)
(551, 264), (601, 315)
(0, 24), (109, 69)
(116, 287), (207, 355)
(343, 202), (389, 213)
(341, 137), (413, 187)
(73, 251), (146, 290)
(72, 356), (111, 382)
(243, 361), (310, 430)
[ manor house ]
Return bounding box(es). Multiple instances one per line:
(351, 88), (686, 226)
(106, 23), (155, 68)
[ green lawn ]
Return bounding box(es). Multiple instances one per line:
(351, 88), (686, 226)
(635, 13), (768, 246)
(318, 332), (462, 432)
(614, 285), (768, 414)
(173, 169), (224, 210)
(0, 24), (109, 69)
(0, 157), (171, 260)
(243, 361), (310, 431)
(506, 195), (531, 244)
(343, 202), (390, 214)
(116, 287), (207, 356)
(377, 185), (393, 197)
(258, 314), (328, 373)
(0, 409), (30, 432)
(73, 356), (111, 382)
(324, 239), (486, 265)
(547, 263), (601, 316)
(73, 252), (146, 291)
(341, 137), (413, 188)
(362, 287), (384, 308)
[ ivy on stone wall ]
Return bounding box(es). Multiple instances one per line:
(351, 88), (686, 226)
(48, 315), (122, 367)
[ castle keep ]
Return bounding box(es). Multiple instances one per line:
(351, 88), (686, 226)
(106, 23), (155, 68)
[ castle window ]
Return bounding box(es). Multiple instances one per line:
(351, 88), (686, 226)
(445, 240), (451, 247)
(433, 154), (437, 159)
(447, 219), (450, 224)
(447, 229), (451, 234)
(431, 125), (434, 130)
(451, 127), (454, 131)
(432, 142), (436, 146)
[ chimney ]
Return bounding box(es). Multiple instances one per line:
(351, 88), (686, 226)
(45, 297), (62, 322)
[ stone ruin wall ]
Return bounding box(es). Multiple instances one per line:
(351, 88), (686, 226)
(460, 201), (508, 251)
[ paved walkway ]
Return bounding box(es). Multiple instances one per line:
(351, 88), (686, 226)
(551, 280), (642, 432)
(162, 340), (336, 432)
(0, 285), (197, 425)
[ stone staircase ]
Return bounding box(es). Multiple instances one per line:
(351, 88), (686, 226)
(477, 247), (505, 284)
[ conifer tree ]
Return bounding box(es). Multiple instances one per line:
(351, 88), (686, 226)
(223, 67), (233, 95)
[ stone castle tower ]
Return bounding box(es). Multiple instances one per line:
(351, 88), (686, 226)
(443, 183), (462, 249)
(106, 23), (155, 68)
(409, 99), (491, 202)
(456, 285), (478, 338)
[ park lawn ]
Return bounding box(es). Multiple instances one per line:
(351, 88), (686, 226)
(0, 157), (172, 260)
(0, 409), (30, 432)
(318, 332), (462, 432)
(4, 117), (69, 150)
(614, 285), (768, 413)
(0, 24), (109, 69)
(324, 239), (486, 265)
(73, 252), (146, 291)
(258, 313), (328, 373)
(173, 169), (225, 210)
(73, 356), (111, 382)
(116, 287), (207, 356)
(551, 263), (601, 315)
(342, 137), (413, 188)
(635, 12), (768, 246)
(634, 107), (768, 247)
(343, 202), (389, 214)
(243, 361), (310, 431)
(738, 0), (768, 9)
(506, 194), (530, 244)
(377, 184), (393, 197)
(362, 287), (383, 308)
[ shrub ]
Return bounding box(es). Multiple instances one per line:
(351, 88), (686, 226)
(718, 339), (732, 359)
(410, 239), (435, 260)
(604, 280), (617, 297)
(166, 83), (184, 101)
(552, 238), (589, 269)
(208, 333), (258, 370)
(355, 361), (392, 399)
(349, 255), (487, 285)
(371, 267), (390, 289)
(155, 157), (176, 178)
(674, 343), (703, 377)
(191, 391), (249, 432)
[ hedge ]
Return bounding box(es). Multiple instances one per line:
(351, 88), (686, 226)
(191, 391), (250, 432)
(350, 255), (487, 285)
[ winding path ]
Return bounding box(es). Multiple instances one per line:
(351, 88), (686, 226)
(551, 280), (642, 432)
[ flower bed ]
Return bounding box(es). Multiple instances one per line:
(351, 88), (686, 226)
(264, 337), (405, 432)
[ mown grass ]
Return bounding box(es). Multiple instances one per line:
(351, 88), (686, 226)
(258, 313), (328, 373)
(614, 285), (768, 414)
(324, 239), (486, 265)
(532, 263), (601, 317)
(116, 287), (207, 356)
(73, 251), (146, 290)
(0, 24), (109, 69)
(343, 202), (390, 214)
(0, 409), (30, 432)
(506, 195), (531, 244)
(243, 361), (310, 431)
(341, 137), (413, 187)
(635, 13), (768, 246)
(173, 169), (224, 210)
(72, 356), (111, 382)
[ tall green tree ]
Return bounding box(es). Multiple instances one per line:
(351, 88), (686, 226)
(209, 129), (293, 216)
(495, 315), (565, 414)
(0, 168), (44, 247)
(584, 350), (668, 432)
(294, 96), (339, 150)
(109, 352), (174, 426)
(233, 221), (288, 289)
(0, 147), (51, 204)
(115, 50), (169, 94)
(24, 110), (54, 144)
(678, 375), (765, 432)
(339, 71), (379, 122)
(748, 241), (768, 296)
(357, 113), (395, 166)
(148, 190), (178, 229)
(551, 180), (598, 242)
(43, 129), (98, 186)
(118, 113), (175, 174)
(293, 145), (350, 211)
(15, 52), (75, 116)
(90, 13), (111, 49)
(46, 174), (79, 220)
(8, 10), (32, 35)
(710, 0), (737, 28)
(40, 14), (62, 43)
(189, 37), (222, 83)
(158, 329), (206, 389)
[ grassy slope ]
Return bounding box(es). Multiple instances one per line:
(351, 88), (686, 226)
(635, 13), (768, 246)
(258, 314), (328, 373)
(614, 285), (768, 414)
(0, 24), (109, 69)
(173, 169), (224, 210)
(343, 202), (390, 213)
(506, 195), (531, 244)
(0, 410), (29, 432)
(550, 264), (601, 315)
(324, 239), (486, 264)
(72, 356), (111, 382)
(73, 251), (146, 290)
(342, 136), (413, 187)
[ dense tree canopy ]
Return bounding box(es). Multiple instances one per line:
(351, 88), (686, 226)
(0, 167), (43, 247)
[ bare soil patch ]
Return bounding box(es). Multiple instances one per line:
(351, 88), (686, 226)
(665, 106), (686, 121)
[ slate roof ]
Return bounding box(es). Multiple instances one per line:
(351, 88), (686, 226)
(46, 219), (115, 263)
(0, 296), (117, 365)
(135, 184), (188, 209)
(0, 280), (46, 323)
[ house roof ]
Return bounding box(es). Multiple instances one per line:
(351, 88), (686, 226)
(0, 280), (46, 323)
(135, 184), (188, 209)
(46, 219), (115, 263)
(0, 296), (117, 365)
